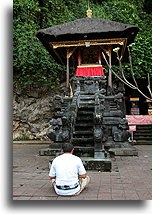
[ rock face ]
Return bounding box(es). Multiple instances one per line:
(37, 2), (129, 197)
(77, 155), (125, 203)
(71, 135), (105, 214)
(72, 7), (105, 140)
(13, 84), (64, 140)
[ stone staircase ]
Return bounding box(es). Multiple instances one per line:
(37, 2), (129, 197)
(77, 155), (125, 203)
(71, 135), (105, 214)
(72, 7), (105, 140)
(133, 125), (152, 144)
(70, 93), (111, 170)
(71, 95), (95, 157)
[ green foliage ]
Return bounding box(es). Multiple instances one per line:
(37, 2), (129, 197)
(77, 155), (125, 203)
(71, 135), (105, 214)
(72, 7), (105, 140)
(91, 0), (152, 79)
(13, 0), (152, 88)
(13, 0), (65, 88)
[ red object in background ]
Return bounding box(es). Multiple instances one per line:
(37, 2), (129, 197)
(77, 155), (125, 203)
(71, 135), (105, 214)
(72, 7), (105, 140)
(75, 65), (104, 77)
(129, 125), (136, 131)
(126, 115), (152, 125)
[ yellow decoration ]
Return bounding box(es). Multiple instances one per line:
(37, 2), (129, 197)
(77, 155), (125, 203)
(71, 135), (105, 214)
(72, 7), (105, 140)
(148, 109), (152, 115)
(77, 64), (102, 68)
(50, 38), (127, 49)
(130, 98), (139, 101)
(86, 8), (92, 18)
(113, 47), (120, 53)
(66, 47), (77, 59)
(69, 84), (73, 97)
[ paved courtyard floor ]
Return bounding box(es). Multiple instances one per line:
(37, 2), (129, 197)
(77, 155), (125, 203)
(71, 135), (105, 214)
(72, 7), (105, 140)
(13, 143), (151, 200)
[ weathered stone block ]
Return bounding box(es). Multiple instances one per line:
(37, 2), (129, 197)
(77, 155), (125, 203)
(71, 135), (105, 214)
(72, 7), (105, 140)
(81, 158), (111, 171)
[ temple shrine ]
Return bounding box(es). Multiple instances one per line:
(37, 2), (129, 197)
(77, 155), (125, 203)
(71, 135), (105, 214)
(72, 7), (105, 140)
(36, 9), (151, 170)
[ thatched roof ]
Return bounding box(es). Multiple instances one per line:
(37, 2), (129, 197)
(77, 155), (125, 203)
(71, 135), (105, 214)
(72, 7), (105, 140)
(36, 17), (138, 41)
(36, 17), (139, 64)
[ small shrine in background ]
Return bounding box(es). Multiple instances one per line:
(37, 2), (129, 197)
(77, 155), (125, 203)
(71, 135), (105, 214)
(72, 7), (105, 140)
(130, 97), (140, 115)
(36, 7), (138, 89)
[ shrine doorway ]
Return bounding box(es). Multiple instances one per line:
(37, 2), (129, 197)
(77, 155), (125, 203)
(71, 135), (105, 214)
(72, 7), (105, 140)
(124, 79), (150, 115)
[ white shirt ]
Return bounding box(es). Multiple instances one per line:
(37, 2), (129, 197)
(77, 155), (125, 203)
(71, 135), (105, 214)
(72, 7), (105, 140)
(49, 153), (86, 195)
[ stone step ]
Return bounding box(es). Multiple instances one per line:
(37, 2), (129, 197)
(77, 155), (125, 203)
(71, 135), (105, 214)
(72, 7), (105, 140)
(102, 117), (120, 125)
(80, 95), (95, 98)
(74, 146), (94, 156)
(75, 123), (94, 127)
(103, 111), (122, 117)
(110, 108), (117, 110)
(72, 137), (94, 141)
(134, 140), (151, 145)
(74, 127), (93, 132)
(109, 147), (138, 156)
(81, 157), (111, 171)
(79, 106), (94, 110)
(79, 101), (95, 105)
(74, 146), (94, 150)
(132, 125), (151, 145)
(40, 146), (94, 156)
(72, 142), (94, 147)
(76, 116), (93, 121)
(74, 146), (94, 157)
(73, 135), (93, 139)
(110, 104), (117, 107)
(110, 102), (117, 105)
(73, 130), (93, 135)
(134, 137), (152, 143)
(136, 125), (151, 130)
(79, 105), (94, 108)
(80, 97), (95, 100)
(49, 158), (112, 171)
(77, 111), (93, 115)
(71, 137), (94, 147)
(134, 129), (151, 133)
(134, 132), (151, 136)
(80, 102), (94, 105)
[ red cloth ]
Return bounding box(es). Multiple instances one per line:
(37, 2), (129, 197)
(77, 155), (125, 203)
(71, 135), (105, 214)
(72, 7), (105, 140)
(126, 115), (152, 125)
(75, 65), (104, 77)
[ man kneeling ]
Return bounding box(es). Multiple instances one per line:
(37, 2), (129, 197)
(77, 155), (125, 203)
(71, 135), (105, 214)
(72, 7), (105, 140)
(49, 143), (90, 196)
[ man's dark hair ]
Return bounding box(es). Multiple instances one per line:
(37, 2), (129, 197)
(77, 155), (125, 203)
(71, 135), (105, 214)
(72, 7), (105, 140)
(62, 143), (74, 153)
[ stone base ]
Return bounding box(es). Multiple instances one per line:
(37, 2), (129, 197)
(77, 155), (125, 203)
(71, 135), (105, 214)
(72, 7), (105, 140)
(39, 141), (138, 158)
(81, 157), (111, 171)
(105, 141), (138, 156)
(109, 147), (138, 156)
(49, 157), (111, 171)
(39, 145), (95, 157)
(39, 148), (60, 156)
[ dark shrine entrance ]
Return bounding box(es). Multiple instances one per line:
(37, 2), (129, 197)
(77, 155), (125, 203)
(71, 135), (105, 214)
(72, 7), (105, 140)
(124, 79), (150, 115)
(81, 46), (99, 64)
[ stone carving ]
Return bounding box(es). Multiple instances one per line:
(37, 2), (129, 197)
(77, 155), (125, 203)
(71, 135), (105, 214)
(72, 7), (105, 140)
(46, 76), (136, 164)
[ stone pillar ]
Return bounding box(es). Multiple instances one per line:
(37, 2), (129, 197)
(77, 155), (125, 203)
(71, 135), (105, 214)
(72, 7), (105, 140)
(98, 49), (101, 64)
(66, 48), (76, 88)
(108, 50), (112, 88)
(78, 48), (81, 65)
(66, 57), (69, 88)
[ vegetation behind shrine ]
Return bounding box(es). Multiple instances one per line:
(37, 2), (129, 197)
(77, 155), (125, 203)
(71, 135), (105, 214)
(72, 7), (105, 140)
(13, 0), (151, 88)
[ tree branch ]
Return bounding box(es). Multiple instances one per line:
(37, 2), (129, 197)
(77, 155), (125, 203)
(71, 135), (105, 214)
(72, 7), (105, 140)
(127, 46), (139, 88)
(102, 52), (152, 101)
(147, 73), (152, 97)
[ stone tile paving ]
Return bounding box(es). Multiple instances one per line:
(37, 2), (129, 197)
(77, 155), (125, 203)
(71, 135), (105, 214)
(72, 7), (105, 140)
(13, 144), (151, 200)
